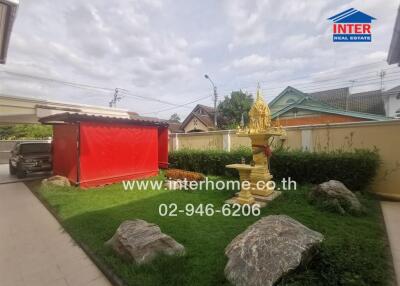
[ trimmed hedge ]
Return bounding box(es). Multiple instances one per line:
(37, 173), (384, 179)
(168, 148), (380, 191)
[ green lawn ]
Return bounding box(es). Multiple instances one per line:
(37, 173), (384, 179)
(32, 175), (392, 286)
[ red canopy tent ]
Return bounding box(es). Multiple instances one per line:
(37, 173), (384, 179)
(40, 113), (169, 188)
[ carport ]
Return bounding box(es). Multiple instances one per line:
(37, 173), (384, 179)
(0, 94), (132, 183)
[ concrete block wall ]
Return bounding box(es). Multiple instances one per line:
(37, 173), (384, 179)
(169, 120), (400, 200)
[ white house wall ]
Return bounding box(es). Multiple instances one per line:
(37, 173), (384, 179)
(183, 117), (208, 132)
(385, 93), (400, 118)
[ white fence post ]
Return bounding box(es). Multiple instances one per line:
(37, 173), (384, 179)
(223, 132), (231, 152)
(301, 129), (313, 151)
(174, 133), (179, 151)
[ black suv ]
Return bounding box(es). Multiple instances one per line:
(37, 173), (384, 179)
(9, 142), (52, 178)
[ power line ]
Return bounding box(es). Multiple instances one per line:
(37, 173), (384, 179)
(218, 60), (392, 93)
(2, 64), (399, 116)
(237, 73), (400, 97)
(142, 95), (211, 115)
(219, 66), (400, 95)
(0, 69), (195, 110)
(2, 60), (395, 97)
(0, 70), (114, 92)
(118, 89), (193, 109)
(287, 74), (400, 93)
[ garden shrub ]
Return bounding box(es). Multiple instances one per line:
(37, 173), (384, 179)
(164, 169), (205, 181)
(168, 148), (380, 191)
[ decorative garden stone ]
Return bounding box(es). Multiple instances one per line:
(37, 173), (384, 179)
(226, 84), (285, 206)
(224, 215), (324, 286)
(41, 175), (71, 187)
(106, 220), (185, 264)
(309, 180), (363, 215)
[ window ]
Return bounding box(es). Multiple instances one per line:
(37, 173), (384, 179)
(396, 92), (400, 100)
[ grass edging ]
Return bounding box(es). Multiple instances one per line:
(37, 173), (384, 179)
(25, 181), (127, 286)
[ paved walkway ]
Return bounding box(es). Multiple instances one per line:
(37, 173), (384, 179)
(0, 182), (112, 286)
(381, 201), (400, 286)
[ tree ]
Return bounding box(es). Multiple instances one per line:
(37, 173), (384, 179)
(169, 113), (181, 123)
(0, 124), (52, 139)
(218, 90), (253, 129)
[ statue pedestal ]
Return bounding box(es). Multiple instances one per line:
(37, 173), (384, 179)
(249, 167), (275, 197)
(226, 164), (278, 206)
(226, 164), (255, 205)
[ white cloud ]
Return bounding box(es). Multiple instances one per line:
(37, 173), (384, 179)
(232, 54), (271, 69)
(1, 0), (399, 119)
(224, 0), (270, 48)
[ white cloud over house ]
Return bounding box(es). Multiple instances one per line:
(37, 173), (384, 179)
(0, 0), (399, 118)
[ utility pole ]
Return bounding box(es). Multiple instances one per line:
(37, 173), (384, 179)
(379, 70), (386, 91)
(204, 74), (218, 128)
(109, 88), (122, 108)
(347, 80), (356, 111)
(213, 85), (218, 127)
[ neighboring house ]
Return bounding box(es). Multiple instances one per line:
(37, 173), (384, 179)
(269, 86), (389, 126)
(0, 0), (18, 64)
(180, 104), (216, 133)
(384, 85), (400, 118)
(174, 86), (393, 132)
(388, 5), (400, 66)
(167, 121), (184, 133)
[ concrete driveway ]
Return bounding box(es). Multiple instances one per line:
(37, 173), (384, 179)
(0, 164), (50, 184)
(381, 201), (400, 286)
(0, 182), (112, 286)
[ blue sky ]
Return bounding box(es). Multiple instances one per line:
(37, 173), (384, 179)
(0, 0), (399, 119)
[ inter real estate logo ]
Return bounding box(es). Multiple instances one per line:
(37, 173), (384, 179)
(328, 8), (376, 42)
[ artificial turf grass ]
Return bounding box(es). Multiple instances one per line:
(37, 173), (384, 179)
(35, 176), (392, 286)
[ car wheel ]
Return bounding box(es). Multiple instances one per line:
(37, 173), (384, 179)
(9, 161), (16, 175)
(16, 165), (27, 179)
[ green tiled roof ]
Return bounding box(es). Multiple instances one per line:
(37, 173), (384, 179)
(271, 96), (389, 121)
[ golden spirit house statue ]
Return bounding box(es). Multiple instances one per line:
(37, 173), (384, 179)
(226, 85), (285, 206)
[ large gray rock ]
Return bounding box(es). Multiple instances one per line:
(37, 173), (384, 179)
(225, 215), (323, 286)
(42, 175), (71, 187)
(106, 220), (185, 264)
(309, 180), (363, 215)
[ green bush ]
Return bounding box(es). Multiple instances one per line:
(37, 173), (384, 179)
(169, 147), (252, 178)
(0, 124), (52, 139)
(168, 148), (380, 191)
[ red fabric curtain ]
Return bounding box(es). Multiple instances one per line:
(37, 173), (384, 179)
(158, 127), (169, 169)
(79, 122), (159, 187)
(52, 124), (79, 184)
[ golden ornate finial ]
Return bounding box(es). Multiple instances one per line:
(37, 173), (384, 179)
(248, 84), (271, 133)
(236, 84), (284, 136)
(256, 82), (262, 100)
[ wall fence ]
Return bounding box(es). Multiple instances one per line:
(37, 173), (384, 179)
(169, 120), (400, 200)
